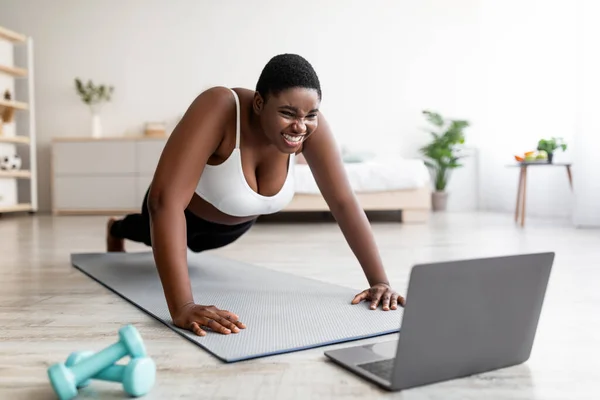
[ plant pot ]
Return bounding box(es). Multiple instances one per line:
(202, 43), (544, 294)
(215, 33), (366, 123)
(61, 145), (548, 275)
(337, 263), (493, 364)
(547, 152), (553, 164)
(432, 191), (448, 211)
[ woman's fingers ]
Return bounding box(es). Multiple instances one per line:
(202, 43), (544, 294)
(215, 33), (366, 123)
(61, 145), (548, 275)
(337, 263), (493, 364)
(193, 310), (246, 335)
(390, 294), (398, 310)
(190, 321), (206, 337)
(398, 295), (406, 307)
(203, 317), (232, 335)
(382, 292), (392, 311)
(370, 297), (380, 309)
(213, 315), (241, 333)
(217, 310), (247, 329)
(182, 305), (247, 336)
(234, 320), (246, 329)
(369, 287), (385, 310)
(351, 286), (405, 311)
(352, 290), (368, 304)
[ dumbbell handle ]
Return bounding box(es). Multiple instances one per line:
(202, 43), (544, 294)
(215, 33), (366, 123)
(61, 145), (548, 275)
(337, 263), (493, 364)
(67, 352), (127, 384)
(95, 363), (127, 382)
(71, 341), (128, 384)
(67, 351), (156, 397)
(71, 352), (155, 397)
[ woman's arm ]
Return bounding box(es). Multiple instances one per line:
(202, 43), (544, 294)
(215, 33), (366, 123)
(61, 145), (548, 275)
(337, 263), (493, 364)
(302, 113), (390, 287)
(146, 87), (231, 318)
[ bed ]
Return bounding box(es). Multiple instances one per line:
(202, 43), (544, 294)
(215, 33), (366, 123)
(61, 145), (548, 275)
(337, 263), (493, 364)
(283, 157), (432, 223)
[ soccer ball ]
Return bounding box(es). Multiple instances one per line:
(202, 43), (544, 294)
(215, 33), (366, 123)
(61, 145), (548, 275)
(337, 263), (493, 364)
(0, 155), (22, 170)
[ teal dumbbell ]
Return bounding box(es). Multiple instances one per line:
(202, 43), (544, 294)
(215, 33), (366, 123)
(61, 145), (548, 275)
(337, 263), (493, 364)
(66, 351), (156, 397)
(47, 325), (147, 400)
(64, 351), (95, 388)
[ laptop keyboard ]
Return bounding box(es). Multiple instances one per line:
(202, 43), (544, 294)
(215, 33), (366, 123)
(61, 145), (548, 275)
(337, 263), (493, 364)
(357, 358), (395, 379)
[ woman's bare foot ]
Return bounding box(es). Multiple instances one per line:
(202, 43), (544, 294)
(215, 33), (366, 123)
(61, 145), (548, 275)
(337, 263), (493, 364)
(106, 217), (125, 252)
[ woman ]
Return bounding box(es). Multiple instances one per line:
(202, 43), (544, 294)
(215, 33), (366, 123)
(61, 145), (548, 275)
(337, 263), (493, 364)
(107, 53), (405, 337)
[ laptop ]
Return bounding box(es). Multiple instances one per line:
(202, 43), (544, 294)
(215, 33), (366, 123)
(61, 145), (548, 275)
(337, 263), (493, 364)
(324, 252), (555, 391)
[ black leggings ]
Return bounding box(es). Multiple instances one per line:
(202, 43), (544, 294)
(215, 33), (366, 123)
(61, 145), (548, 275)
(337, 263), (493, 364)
(110, 188), (256, 252)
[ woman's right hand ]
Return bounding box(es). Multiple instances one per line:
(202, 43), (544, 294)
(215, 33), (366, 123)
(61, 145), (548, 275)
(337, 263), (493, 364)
(172, 303), (246, 336)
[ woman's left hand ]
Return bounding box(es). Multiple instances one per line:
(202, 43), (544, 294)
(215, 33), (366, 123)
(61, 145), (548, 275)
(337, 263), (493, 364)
(351, 283), (405, 311)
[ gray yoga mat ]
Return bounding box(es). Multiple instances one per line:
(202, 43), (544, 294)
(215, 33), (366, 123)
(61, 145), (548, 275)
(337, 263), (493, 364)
(71, 251), (403, 363)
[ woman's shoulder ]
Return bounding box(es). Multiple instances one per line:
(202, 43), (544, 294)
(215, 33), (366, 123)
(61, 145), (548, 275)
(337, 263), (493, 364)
(199, 86), (254, 99)
(181, 86), (238, 123)
(195, 86), (236, 103)
(187, 86), (255, 117)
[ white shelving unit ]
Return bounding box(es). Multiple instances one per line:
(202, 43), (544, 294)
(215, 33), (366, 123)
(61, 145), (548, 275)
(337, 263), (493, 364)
(0, 25), (37, 214)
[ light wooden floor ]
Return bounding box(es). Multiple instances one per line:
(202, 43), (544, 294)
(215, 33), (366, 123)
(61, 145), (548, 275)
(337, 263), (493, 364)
(1, 211), (598, 399)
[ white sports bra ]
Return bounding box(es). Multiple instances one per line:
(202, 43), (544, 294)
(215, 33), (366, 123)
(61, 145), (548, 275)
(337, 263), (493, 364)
(195, 88), (296, 217)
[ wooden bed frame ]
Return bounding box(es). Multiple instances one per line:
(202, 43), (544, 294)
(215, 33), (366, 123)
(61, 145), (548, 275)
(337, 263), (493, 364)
(49, 137), (432, 221)
(282, 186), (431, 223)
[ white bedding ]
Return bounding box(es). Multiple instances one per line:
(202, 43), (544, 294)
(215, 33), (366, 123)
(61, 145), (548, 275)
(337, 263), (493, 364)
(293, 158), (430, 194)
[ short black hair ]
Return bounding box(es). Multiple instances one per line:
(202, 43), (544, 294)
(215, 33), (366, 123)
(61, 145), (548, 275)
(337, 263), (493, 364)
(255, 53), (322, 102)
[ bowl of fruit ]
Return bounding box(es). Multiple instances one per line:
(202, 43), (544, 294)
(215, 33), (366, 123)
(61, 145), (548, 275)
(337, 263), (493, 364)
(514, 150), (548, 163)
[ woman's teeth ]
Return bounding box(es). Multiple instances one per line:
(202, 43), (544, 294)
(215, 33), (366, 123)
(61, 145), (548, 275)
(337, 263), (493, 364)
(283, 133), (303, 143)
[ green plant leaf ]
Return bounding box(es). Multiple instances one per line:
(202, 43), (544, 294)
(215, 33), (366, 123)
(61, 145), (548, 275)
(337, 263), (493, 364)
(74, 78), (114, 106)
(422, 110), (444, 127)
(537, 137), (567, 153)
(420, 110), (469, 191)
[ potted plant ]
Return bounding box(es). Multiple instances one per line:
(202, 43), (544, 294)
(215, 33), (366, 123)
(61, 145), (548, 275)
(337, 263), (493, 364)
(537, 137), (567, 163)
(75, 78), (114, 138)
(419, 110), (470, 211)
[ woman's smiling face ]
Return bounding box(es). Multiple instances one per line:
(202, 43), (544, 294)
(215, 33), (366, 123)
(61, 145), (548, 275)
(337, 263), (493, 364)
(253, 87), (321, 153)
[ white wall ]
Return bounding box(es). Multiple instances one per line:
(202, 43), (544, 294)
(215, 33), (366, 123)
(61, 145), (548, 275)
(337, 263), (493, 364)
(2, 0), (596, 222)
(476, 0), (578, 220)
(0, 0), (483, 214)
(572, 0), (600, 227)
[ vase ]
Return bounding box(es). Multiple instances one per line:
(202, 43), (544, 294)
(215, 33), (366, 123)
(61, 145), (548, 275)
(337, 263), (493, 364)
(432, 191), (448, 211)
(89, 104), (103, 138)
(547, 152), (554, 164)
(91, 113), (102, 138)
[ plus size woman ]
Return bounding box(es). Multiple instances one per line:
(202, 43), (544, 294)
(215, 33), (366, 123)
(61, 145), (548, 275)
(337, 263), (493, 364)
(107, 53), (405, 336)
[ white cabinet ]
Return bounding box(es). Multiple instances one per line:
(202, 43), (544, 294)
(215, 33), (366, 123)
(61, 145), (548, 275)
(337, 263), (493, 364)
(51, 137), (167, 214)
(52, 141), (136, 175)
(136, 140), (165, 174)
(53, 176), (137, 210)
(135, 140), (166, 200)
